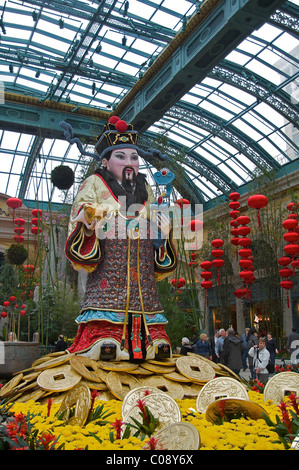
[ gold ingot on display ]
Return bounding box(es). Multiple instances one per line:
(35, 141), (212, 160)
(196, 377), (249, 413)
(147, 422), (200, 450)
(106, 371), (142, 400)
(37, 364), (81, 392)
(58, 382), (91, 427)
(176, 355), (215, 383)
(206, 398), (269, 424)
(263, 372), (299, 404)
(70, 355), (104, 383)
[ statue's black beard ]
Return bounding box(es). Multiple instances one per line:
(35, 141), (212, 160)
(94, 167), (148, 210)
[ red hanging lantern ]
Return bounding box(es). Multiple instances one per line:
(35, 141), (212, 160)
(234, 287), (250, 298)
(237, 215), (250, 226)
(201, 280), (213, 307)
(279, 268), (293, 278)
(31, 226), (41, 249)
(287, 202), (295, 211)
(6, 197), (22, 221)
(240, 270), (254, 282)
(200, 260), (212, 270)
(278, 256), (291, 266)
(189, 261), (198, 268)
(211, 239), (224, 248)
(14, 218), (25, 226)
(1, 311), (7, 318)
(282, 219), (298, 230)
(200, 270), (213, 280)
(284, 243), (299, 257)
(14, 227), (25, 235)
(238, 237), (252, 247)
(229, 210), (240, 219)
(9, 296), (16, 302)
(280, 279), (293, 308)
(188, 219), (204, 232)
(239, 259), (253, 269)
(229, 201), (240, 210)
(291, 259), (299, 272)
(237, 226), (251, 236)
(229, 192), (240, 201)
(3, 301), (10, 307)
(211, 248), (224, 258)
(171, 278), (186, 289)
(231, 228), (238, 236)
(247, 194), (268, 227)
(283, 231), (299, 243)
(32, 209), (42, 217)
(238, 248), (252, 258)
(212, 258), (225, 286)
(13, 235), (24, 244)
(31, 217), (39, 226)
(20, 310), (26, 316)
(230, 219), (239, 227)
(175, 198), (190, 208)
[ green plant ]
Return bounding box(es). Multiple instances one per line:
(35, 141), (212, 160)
(6, 244), (28, 266)
(263, 394), (299, 449)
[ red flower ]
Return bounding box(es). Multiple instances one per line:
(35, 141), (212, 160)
(288, 393), (299, 415)
(143, 437), (164, 450)
(137, 399), (150, 425)
(278, 402), (293, 435)
(111, 419), (124, 440)
(37, 432), (57, 450)
(6, 413), (28, 443)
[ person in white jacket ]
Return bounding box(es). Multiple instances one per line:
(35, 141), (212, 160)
(248, 337), (270, 384)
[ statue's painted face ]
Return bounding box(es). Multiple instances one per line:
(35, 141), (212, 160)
(102, 148), (140, 182)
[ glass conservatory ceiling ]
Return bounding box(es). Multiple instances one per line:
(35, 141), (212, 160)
(0, 0), (298, 210)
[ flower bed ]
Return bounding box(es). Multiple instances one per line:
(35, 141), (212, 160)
(1, 388), (298, 451)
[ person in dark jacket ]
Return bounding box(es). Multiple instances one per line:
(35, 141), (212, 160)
(180, 337), (193, 355)
(54, 335), (68, 352)
(266, 332), (278, 366)
(195, 333), (212, 359)
(222, 328), (242, 375)
(246, 327), (258, 378)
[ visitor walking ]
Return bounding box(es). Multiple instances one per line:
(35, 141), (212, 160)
(248, 337), (270, 384)
(266, 332), (278, 366)
(246, 328), (258, 379)
(241, 327), (250, 371)
(210, 329), (220, 363)
(222, 328), (243, 376)
(195, 333), (212, 359)
(215, 328), (226, 363)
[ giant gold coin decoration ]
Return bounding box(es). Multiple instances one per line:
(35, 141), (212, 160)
(37, 364), (81, 392)
(121, 386), (159, 421)
(124, 392), (181, 432)
(146, 422), (200, 450)
(142, 375), (184, 399)
(263, 372), (299, 404)
(34, 353), (74, 370)
(0, 373), (23, 398)
(196, 377), (249, 413)
(106, 371), (142, 400)
(206, 398), (269, 424)
(70, 355), (103, 383)
(58, 382), (91, 426)
(176, 355), (215, 383)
